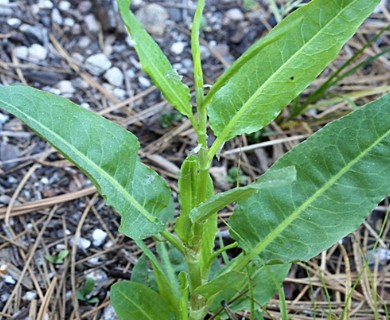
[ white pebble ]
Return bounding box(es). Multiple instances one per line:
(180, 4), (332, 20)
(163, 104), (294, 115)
(14, 46), (28, 60)
(85, 14), (100, 32)
(4, 275), (16, 285)
(92, 229), (108, 247)
(23, 291), (37, 301)
(51, 8), (63, 25)
(7, 18), (21, 27)
(59, 1), (71, 11)
(138, 76), (151, 87)
(0, 112), (9, 125)
(64, 17), (75, 27)
(77, 237), (91, 250)
(28, 44), (48, 61)
(226, 8), (244, 21)
(78, 36), (90, 48)
(39, 0), (53, 9)
(0, 0), (9, 5)
(170, 42), (186, 55)
(104, 67), (124, 87)
(113, 88), (126, 100)
(85, 53), (112, 76)
(40, 177), (49, 185)
(56, 80), (75, 95)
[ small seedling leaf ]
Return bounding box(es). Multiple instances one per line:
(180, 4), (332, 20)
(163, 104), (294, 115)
(117, 0), (193, 119)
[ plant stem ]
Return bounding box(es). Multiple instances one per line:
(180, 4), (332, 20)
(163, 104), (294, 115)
(188, 1), (209, 319)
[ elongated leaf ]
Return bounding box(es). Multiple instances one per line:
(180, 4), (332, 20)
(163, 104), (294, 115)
(0, 85), (173, 240)
(175, 155), (199, 243)
(194, 271), (246, 299)
(190, 166), (297, 223)
(117, 0), (193, 118)
(229, 93), (390, 268)
(111, 282), (176, 320)
(206, 0), (380, 142)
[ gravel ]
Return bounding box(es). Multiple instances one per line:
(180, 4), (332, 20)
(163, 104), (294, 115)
(85, 53), (112, 76)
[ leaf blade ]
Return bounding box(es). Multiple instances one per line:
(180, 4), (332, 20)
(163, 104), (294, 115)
(207, 0), (380, 143)
(117, 0), (193, 119)
(0, 85), (173, 240)
(111, 282), (176, 320)
(229, 93), (390, 267)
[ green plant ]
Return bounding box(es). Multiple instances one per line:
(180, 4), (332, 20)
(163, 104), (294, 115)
(0, 0), (389, 318)
(45, 249), (69, 264)
(77, 277), (99, 304)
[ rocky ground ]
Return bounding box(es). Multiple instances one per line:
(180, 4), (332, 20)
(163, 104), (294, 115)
(0, 0), (389, 319)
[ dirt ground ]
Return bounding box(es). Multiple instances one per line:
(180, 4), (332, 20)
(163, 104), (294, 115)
(0, 0), (389, 319)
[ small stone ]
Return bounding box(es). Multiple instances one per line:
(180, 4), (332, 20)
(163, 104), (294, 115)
(59, 1), (71, 11)
(103, 240), (113, 250)
(0, 0), (9, 5)
(113, 88), (126, 100)
(92, 229), (108, 247)
(40, 177), (49, 185)
(23, 291), (37, 301)
(78, 36), (90, 48)
(0, 6), (12, 16)
(20, 24), (46, 43)
(226, 8), (244, 21)
(80, 102), (90, 109)
(64, 17), (75, 27)
(41, 0), (53, 9)
(7, 18), (21, 27)
(14, 46), (28, 60)
(170, 42), (186, 55)
(136, 4), (168, 36)
(51, 8), (63, 25)
(0, 112), (9, 124)
(76, 237), (91, 250)
(4, 275), (16, 285)
(101, 304), (119, 320)
(85, 14), (100, 32)
(138, 76), (151, 87)
(0, 142), (20, 170)
(28, 44), (48, 61)
(0, 195), (11, 205)
(104, 67), (124, 87)
(87, 269), (108, 285)
(85, 53), (112, 76)
(78, 1), (92, 14)
(56, 80), (75, 95)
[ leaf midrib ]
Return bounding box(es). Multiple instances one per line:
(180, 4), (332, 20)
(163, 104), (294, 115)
(0, 98), (157, 223)
(245, 124), (390, 265)
(216, 0), (359, 140)
(117, 287), (155, 319)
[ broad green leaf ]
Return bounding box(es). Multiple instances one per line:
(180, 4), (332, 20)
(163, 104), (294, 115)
(229, 93), (390, 269)
(111, 282), (176, 320)
(229, 264), (290, 313)
(194, 271), (246, 299)
(190, 166), (297, 223)
(206, 0), (380, 143)
(0, 85), (173, 240)
(209, 263), (289, 316)
(117, 0), (193, 119)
